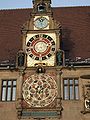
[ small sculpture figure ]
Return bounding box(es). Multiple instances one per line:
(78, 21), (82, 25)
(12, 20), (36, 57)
(56, 50), (63, 66)
(18, 52), (25, 67)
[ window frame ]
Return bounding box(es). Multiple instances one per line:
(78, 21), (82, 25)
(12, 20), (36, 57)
(1, 79), (17, 102)
(63, 78), (79, 100)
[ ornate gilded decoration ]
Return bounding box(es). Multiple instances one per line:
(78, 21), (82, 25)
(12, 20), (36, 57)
(81, 83), (90, 114)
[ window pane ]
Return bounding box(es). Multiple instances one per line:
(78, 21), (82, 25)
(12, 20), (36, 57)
(69, 79), (73, 84)
(2, 87), (6, 101)
(13, 80), (16, 86)
(8, 81), (12, 86)
(70, 86), (73, 99)
(64, 79), (68, 84)
(64, 86), (68, 100)
(12, 87), (16, 101)
(7, 87), (11, 101)
(75, 86), (79, 99)
(75, 79), (78, 84)
(2, 81), (7, 86)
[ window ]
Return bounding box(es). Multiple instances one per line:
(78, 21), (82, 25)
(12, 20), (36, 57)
(1, 80), (16, 101)
(63, 78), (79, 100)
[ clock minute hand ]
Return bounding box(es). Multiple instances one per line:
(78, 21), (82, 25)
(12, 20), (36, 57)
(39, 18), (42, 22)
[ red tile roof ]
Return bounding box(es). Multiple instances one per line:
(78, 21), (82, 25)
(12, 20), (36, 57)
(0, 6), (90, 62)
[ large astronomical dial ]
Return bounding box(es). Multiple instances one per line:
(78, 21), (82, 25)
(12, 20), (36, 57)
(22, 74), (58, 107)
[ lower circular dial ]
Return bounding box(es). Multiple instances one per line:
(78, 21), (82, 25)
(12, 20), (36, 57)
(22, 74), (58, 107)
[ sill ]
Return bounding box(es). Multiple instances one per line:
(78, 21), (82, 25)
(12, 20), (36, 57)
(62, 99), (80, 101)
(0, 100), (16, 102)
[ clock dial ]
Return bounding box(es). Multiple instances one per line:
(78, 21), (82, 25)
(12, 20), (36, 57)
(22, 74), (58, 107)
(34, 41), (47, 53)
(34, 17), (48, 29)
(26, 34), (55, 61)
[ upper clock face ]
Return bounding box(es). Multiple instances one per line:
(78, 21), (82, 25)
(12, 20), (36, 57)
(22, 74), (58, 107)
(26, 34), (55, 61)
(34, 17), (48, 29)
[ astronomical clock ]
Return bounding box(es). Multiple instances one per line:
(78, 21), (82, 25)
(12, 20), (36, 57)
(26, 33), (56, 67)
(16, 0), (63, 119)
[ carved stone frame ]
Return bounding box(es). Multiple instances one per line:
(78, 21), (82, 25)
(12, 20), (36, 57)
(81, 82), (90, 114)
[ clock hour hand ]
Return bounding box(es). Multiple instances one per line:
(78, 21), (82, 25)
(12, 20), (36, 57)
(39, 18), (44, 22)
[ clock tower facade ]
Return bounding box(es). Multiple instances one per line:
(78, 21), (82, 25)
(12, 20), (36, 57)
(16, 0), (64, 119)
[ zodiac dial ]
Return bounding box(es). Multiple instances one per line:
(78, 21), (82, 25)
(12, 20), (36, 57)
(26, 34), (56, 61)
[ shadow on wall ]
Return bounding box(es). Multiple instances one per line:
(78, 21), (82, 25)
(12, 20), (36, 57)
(61, 28), (75, 60)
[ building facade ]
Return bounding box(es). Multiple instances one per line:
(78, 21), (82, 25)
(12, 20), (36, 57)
(0, 0), (90, 120)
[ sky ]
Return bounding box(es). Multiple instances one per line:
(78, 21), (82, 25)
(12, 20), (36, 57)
(0, 0), (90, 10)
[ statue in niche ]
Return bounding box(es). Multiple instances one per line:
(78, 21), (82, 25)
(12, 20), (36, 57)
(18, 52), (25, 67)
(56, 49), (63, 66)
